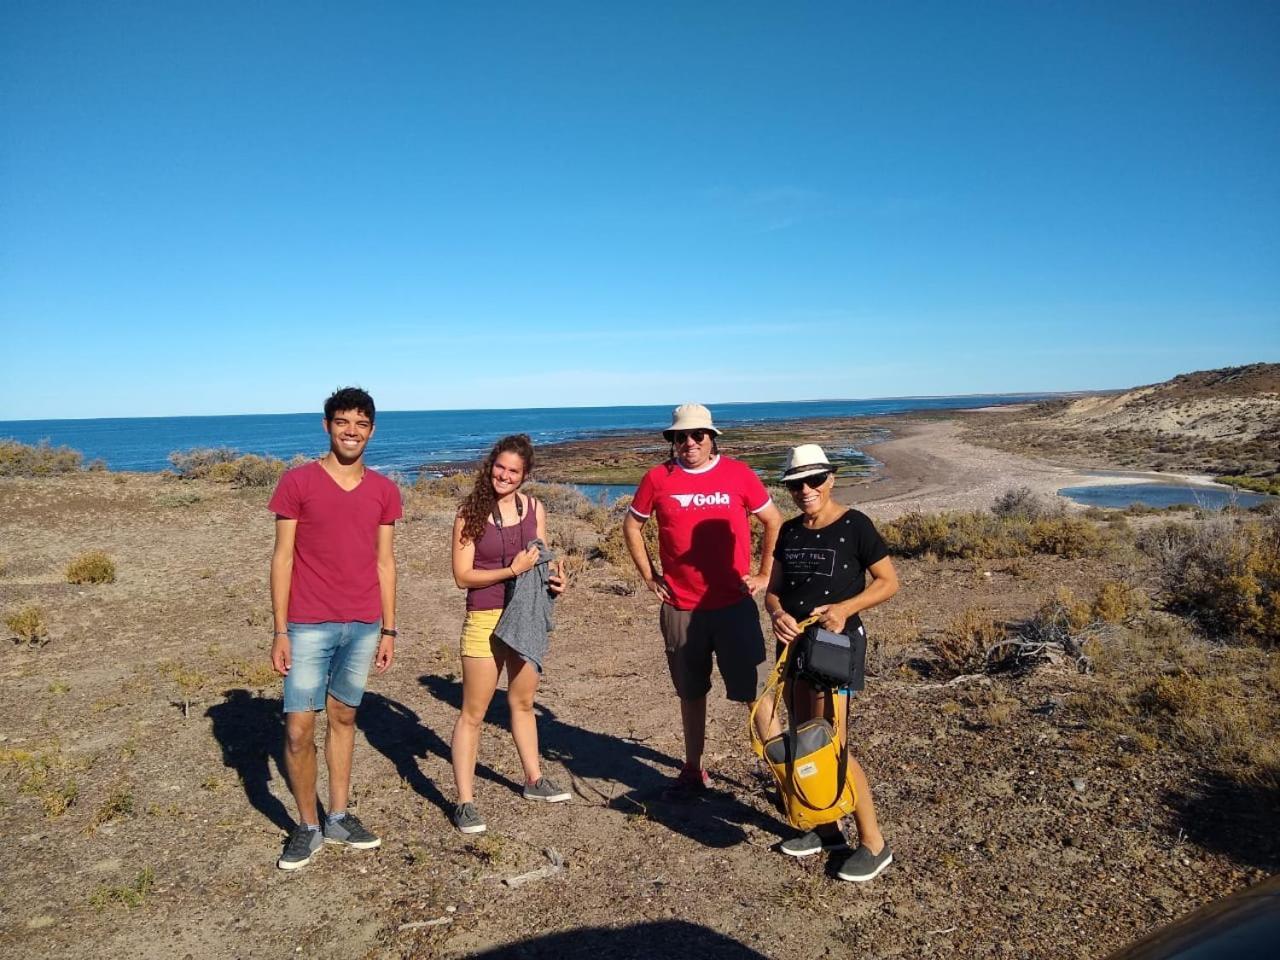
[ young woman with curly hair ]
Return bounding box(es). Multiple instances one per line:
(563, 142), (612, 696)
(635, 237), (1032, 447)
(449, 434), (568, 834)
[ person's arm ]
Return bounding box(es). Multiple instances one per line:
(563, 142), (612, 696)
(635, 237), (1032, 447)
(742, 502), (783, 596)
(269, 518), (297, 675)
(763, 564), (802, 643)
(451, 514), (538, 590)
(374, 523), (397, 673)
(533, 498), (567, 596)
(813, 555), (900, 634)
(622, 511), (671, 603)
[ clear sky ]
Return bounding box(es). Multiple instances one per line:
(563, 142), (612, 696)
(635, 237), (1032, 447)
(2, 1), (1277, 419)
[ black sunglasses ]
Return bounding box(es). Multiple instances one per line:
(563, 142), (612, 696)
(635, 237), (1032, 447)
(784, 472), (832, 493)
(670, 429), (710, 444)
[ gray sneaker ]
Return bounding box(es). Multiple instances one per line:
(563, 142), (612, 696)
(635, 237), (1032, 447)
(453, 802), (487, 834)
(780, 828), (850, 858)
(835, 844), (894, 882)
(278, 824), (323, 870)
(522, 776), (572, 802)
(323, 813), (381, 850)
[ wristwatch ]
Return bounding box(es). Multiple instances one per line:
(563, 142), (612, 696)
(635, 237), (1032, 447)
(380, 628), (398, 638)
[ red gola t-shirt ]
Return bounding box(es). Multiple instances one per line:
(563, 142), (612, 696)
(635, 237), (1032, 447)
(630, 455), (772, 611)
(268, 461), (403, 623)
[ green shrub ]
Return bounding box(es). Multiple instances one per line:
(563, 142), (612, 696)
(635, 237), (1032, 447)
(0, 438), (84, 476)
(66, 550), (116, 584)
(4, 604), (48, 644)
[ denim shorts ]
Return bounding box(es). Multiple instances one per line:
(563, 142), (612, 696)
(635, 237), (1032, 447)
(283, 620), (381, 713)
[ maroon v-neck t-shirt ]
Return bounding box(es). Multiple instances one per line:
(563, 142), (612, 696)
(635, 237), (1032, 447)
(268, 461), (403, 623)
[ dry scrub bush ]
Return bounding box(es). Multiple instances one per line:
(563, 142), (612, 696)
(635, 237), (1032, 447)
(1092, 581), (1147, 624)
(413, 472), (471, 500)
(5, 604), (48, 645)
(936, 607), (1004, 673)
(594, 498), (660, 573)
(991, 486), (1057, 521)
(882, 509), (1106, 560)
(0, 438), (84, 476)
(524, 481), (597, 520)
(168, 447), (290, 487)
(1138, 514), (1280, 646)
(66, 550), (116, 585)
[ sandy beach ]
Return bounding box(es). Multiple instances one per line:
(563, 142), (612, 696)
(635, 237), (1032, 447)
(847, 416), (1222, 519)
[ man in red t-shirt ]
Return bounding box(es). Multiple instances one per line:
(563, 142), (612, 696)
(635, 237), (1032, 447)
(267, 387), (402, 869)
(623, 403), (782, 793)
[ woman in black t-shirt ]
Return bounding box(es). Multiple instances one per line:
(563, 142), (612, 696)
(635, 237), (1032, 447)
(763, 443), (900, 882)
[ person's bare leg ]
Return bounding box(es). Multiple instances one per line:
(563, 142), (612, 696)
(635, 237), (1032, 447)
(451, 655), (500, 803)
(283, 711), (319, 825)
(847, 755), (885, 855)
(324, 695), (357, 814)
(503, 650), (543, 784)
(680, 695), (707, 770)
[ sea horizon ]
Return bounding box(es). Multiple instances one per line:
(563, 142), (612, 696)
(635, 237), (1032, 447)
(0, 393), (1056, 474)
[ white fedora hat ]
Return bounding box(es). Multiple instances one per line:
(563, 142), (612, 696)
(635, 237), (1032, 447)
(781, 444), (834, 482)
(663, 403), (720, 440)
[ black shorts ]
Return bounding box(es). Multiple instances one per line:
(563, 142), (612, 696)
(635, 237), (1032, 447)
(659, 597), (766, 702)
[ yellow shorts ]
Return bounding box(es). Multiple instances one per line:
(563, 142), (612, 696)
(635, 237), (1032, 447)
(460, 608), (503, 658)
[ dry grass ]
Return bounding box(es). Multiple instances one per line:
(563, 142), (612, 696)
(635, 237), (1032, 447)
(935, 606), (1004, 673)
(89, 868), (154, 911)
(65, 550), (116, 585)
(0, 745), (81, 819)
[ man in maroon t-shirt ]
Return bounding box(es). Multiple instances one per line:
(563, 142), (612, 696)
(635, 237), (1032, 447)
(268, 387), (402, 869)
(622, 403), (782, 794)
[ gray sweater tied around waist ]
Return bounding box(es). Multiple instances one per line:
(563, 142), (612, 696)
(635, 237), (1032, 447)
(493, 537), (556, 673)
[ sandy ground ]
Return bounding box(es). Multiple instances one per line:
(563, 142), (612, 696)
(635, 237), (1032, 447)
(847, 418), (1220, 520)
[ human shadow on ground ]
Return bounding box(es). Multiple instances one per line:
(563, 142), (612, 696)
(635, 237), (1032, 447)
(466, 920), (767, 959)
(1164, 766), (1280, 873)
(418, 674), (785, 850)
(356, 691), (521, 818)
(205, 689), (293, 831)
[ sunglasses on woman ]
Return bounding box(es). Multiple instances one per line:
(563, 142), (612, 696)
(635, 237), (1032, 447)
(671, 429), (710, 444)
(784, 472), (832, 493)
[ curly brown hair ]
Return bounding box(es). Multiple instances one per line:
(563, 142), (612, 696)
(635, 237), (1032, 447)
(458, 434), (535, 544)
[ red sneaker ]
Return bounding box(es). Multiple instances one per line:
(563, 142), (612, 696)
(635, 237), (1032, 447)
(664, 764), (711, 798)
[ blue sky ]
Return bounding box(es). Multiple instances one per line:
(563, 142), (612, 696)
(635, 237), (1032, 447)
(2, 1), (1277, 419)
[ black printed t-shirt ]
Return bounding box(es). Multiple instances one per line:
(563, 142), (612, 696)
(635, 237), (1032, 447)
(773, 508), (889, 624)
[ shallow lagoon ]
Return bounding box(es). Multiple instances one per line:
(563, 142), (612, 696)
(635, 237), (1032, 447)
(1058, 482), (1273, 510)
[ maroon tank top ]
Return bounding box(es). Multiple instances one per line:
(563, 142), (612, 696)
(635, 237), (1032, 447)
(465, 495), (537, 611)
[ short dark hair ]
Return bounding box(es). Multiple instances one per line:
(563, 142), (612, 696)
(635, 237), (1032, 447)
(324, 386), (376, 423)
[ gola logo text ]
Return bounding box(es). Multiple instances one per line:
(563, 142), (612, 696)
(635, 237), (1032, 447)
(670, 492), (732, 508)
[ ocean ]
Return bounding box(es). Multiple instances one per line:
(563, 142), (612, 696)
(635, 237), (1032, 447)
(0, 395), (1049, 474)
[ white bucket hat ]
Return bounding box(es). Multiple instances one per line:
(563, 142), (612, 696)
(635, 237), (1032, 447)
(663, 403), (720, 440)
(781, 444), (834, 482)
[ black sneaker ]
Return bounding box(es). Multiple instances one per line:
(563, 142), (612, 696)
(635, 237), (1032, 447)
(278, 824), (323, 870)
(779, 828), (850, 858)
(453, 802), (486, 834)
(835, 844), (893, 882)
(522, 777), (572, 802)
(323, 813), (381, 850)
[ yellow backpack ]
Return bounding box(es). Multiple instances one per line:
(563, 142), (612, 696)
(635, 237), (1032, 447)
(749, 631), (857, 830)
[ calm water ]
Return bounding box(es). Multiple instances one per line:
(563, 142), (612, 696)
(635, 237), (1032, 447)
(0, 395), (1049, 474)
(1058, 483), (1274, 510)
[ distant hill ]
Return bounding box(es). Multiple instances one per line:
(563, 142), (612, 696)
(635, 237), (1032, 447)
(966, 363), (1280, 486)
